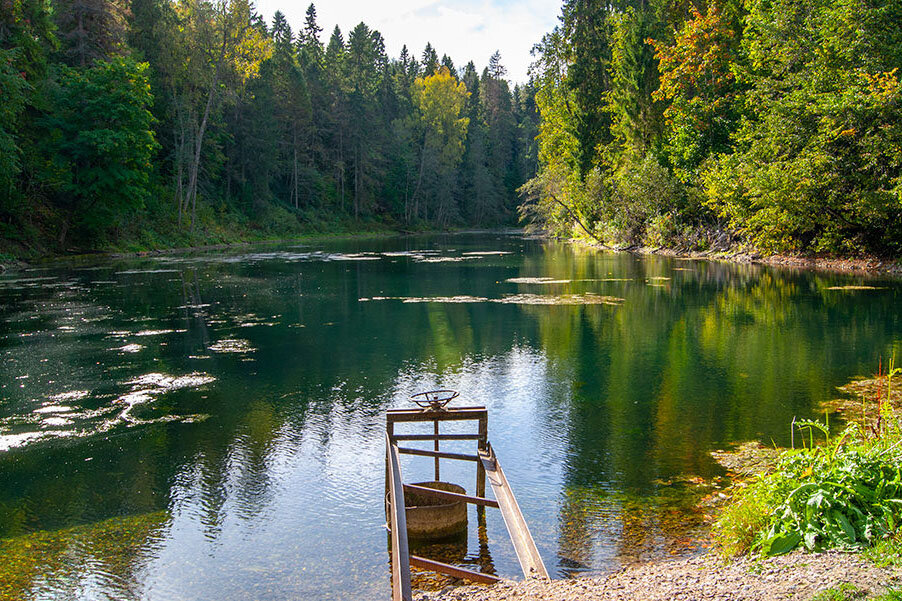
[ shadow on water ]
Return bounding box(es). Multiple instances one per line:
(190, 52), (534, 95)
(0, 233), (900, 599)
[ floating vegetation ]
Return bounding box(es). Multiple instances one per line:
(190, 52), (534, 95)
(820, 374), (902, 427)
(134, 329), (187, 337)
(461, 251), (511, 256)
(382, 250), (439, 257)
(710, 441), (782, 478)
(48, 390), (90, 402)
(326, 253), (382, 261)
(505, 277), (572, 284)
(0, 373), (213, 451)
(824, 285), (886, 291)
(98, 373), (214, 430)
(208, 339), (255, 353)
(0, 511), (170, 600)
(648, 276), (672, 281)
(123, 373), (216, 390)
(33, 405), (74, 414)
(496, 293), (624, 305)
(359, 293), (624, 306)
(0, 431), (56, 452)
(416, 256), (477, 263)
(359, 295), (488, 303)
(115, 343), (144, 353)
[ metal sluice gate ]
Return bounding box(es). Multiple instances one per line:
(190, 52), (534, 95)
(385, 390), (548, 601)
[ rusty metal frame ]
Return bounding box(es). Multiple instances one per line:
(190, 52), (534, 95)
(385, 406), (547, 596)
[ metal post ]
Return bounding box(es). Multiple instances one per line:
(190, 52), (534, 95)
(434, 419), (440, 481)
(476, 413), (487, 524)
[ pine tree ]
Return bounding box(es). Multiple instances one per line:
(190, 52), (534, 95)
(421, 42), (438, 76)
(54, 0), (129, 67)
(440, 53), (455, 76)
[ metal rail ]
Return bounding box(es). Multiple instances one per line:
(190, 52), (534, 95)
(409, 555), (502, 585)
(386, 432), (412, 601)
(403, 483), (499, 508)
(479, 443), (549, 579)
(397, 447), (479, 462)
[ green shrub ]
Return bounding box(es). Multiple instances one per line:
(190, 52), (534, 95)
(716, 362), (902, 558)
(715, 421), (902, 556)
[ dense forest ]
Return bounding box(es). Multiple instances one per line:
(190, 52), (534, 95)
(524, 0), (902, 255)
(3, 0), (901, 258)
(0, 0), (538, 254)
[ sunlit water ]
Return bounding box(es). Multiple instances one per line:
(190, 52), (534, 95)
(1, 233), (900, 600)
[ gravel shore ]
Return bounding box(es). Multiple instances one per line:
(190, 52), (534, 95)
(416, 551), (900, 601)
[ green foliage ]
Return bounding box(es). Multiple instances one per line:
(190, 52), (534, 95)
(0, 50), (30, 197)
(703, 0), (902, 254)
(651, 2), (742, 182)
(608, 155), (683, 245)
(0, 1), (535, 255)
(526, 0), (902, 256)
(715, 403), (902, 557)
(45, 57), (158, 243)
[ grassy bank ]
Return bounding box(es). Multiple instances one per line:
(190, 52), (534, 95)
(0, 205), (454, 267)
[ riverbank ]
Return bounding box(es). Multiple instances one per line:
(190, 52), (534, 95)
(0, 226), (528, 271)
(416, 550), (900, 600)
(526, 230), (902, 277)
(633, 245), (902, 277)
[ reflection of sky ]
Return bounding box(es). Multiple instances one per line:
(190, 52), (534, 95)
(138, 347), (568, 600)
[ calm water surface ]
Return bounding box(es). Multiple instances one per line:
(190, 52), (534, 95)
(1, 233), (900, 600)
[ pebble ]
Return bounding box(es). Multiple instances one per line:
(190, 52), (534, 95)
(414, 550), (900, 601)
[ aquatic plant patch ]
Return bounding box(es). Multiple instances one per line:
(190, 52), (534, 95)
(0, 511), (169, 599)
(358, 294), (625, 305)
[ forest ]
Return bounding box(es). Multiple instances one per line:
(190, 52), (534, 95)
(524, 0), (902, 255)
(2, 0), (901, 257)
(0, 0), (538, 253)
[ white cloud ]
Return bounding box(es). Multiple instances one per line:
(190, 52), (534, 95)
(254, 0), (561, 83)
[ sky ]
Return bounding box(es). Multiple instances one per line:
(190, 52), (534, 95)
(254, 0), (563, 84)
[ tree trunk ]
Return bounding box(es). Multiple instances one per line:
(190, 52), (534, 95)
(410, 135), (428, 223)
(186, 79), (217, 231)
(292, 126), (299, 209)
(354, 144), (360, 220)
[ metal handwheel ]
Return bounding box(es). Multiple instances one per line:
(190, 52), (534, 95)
(410, 389), (459, 410)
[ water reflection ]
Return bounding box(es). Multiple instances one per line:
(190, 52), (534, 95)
(0, 234), (900, 599)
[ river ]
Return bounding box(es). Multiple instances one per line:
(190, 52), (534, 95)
(1, 233), (900, 600)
